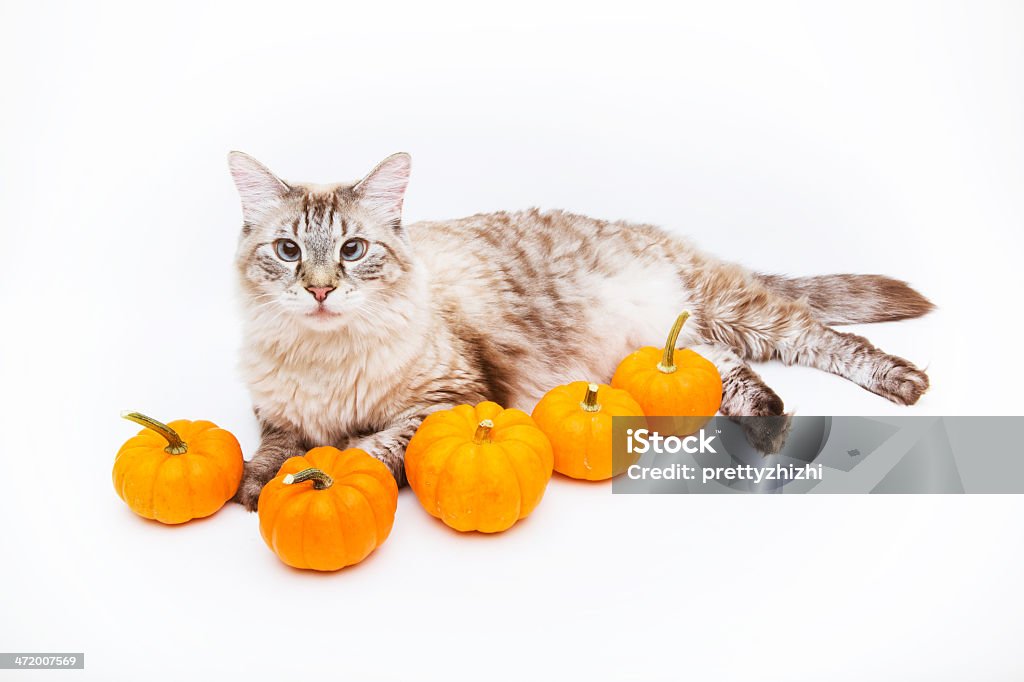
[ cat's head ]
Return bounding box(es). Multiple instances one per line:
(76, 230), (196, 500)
(229, 152), (415, 333)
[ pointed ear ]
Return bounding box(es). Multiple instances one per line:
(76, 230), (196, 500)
(353, 153), (411, 227)
(228, 151), (289, 224)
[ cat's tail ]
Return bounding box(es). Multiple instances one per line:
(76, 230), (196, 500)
(754, 273), (935, 325)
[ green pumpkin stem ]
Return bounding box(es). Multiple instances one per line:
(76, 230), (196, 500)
(580, 382), (602, 412)
(121, 411), (188, 454)
(657, 311), (691, 374)
(474, 419), (495, 444)
(283, 467), (334, 490)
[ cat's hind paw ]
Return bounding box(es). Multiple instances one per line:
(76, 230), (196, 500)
(736, 414), (794, 455)
(874, 357), (930, 406)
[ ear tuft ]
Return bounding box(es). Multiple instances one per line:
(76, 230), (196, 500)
(228, 151), (289, 224)
(353, 153), (412, 227)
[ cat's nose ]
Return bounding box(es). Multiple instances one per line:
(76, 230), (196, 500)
(305, 286), (335, 302)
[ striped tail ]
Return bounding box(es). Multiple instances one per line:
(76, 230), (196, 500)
(755, 273), (935, 325)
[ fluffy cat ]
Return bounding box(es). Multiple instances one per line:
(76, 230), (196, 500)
(228, 151), (932, 510)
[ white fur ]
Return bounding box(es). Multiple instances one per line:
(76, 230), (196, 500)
(239, 266), (432, 445)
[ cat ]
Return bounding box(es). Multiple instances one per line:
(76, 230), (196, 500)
(228, 151), (933, 510)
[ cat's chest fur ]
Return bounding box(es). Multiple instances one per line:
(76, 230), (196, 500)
(241, 331), (415, 446)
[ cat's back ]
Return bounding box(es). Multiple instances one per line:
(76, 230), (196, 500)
(406, 208), (689, 289)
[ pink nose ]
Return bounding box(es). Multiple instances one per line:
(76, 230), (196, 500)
(306, 286), (335, 302)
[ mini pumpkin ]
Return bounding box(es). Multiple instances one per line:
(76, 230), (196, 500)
(114, 411), (243, 524)
(532, 381), (646, 481)
(611, 311), (723, 434)
(258, 447), (398, 571)
(405, 401), (553, 533)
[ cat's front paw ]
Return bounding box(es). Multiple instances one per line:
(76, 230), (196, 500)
(348, 435), (408, 487)
(875, 357), (930, 406)
(232, 465), (270, 512)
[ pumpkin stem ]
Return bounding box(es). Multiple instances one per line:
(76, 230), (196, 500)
(283, 467), (334, 490)
(473, 419), (495, 444)
(121, 411), (188, 454)
(580, 382), (602, 412)
(657, 311), (691, 374)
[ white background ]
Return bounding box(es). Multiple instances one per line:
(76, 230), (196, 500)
(1, 1), (1023, 680)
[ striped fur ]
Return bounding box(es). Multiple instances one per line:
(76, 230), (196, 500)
(228, 152), (934, 509)
(755, 273), (935, 325)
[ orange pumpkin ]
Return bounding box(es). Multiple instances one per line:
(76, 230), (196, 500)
(611, 311), (723, 433)
(405, 401), (553, 533)
(531, 381), (646, 480)
(257, 447), (398, 571)
(114, 411), (243, 524)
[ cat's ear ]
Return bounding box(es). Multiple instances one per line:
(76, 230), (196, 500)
(353, 152), (411, 227)
(228, 151), (290, 224)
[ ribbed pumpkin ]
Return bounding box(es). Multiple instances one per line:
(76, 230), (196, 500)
(532, 381), (646, 480)
(612, 311), (723, 434)
(258, 447), (398, 571)
(405, 401), (553, 533)
(114, 411), (243, 524)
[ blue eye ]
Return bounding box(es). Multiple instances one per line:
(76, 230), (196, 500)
(274, 239), (301, 262)
(340, 238), (368, 261)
